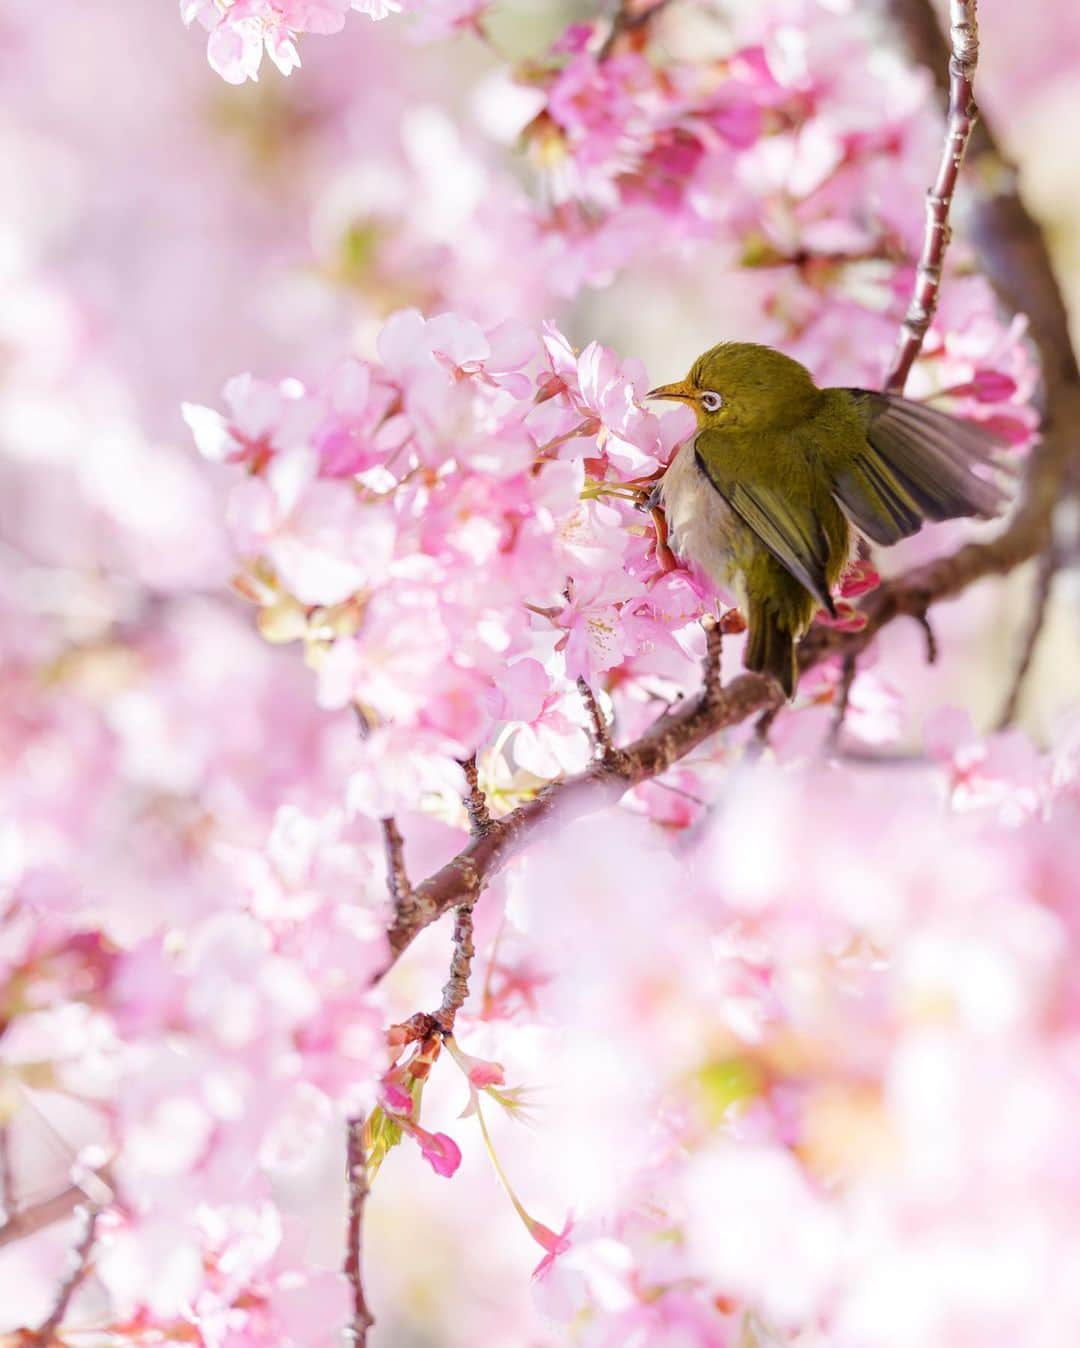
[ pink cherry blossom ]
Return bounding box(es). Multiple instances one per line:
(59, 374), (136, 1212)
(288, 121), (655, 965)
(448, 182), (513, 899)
(529, 1213), (574, 1281)
(182, 0), (393, 83)
(401, 1121), (463, 1178)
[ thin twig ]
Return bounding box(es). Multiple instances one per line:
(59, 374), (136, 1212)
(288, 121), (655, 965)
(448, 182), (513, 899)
(917, 611), (939, 664)
(597, 0), (675, 59)
(434, 904), (476, 1034)
(460, 755), (493, 836)
(0, 1126), (13, 1219)
(701, 615), (723, 704)
(28, 1204), (99, 1346)
(826, 653), (858, 753)
(884, 0), (980, 393)
(381, 816), (412, 917)
(344, 1118), (374, 1347)
(355, 705), (415, 920)
(996, 544), (1059, 728)
(577, 676), (619, 764)
(0, 1180), (104, 1253)
(752, 706), (779, 752)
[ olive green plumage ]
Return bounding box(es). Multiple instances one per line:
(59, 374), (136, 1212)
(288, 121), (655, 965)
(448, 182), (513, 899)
(650, 343), (1011, 697)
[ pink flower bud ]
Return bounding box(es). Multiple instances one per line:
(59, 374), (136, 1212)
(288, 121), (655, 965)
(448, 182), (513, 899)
(970, 369), (1017, 403)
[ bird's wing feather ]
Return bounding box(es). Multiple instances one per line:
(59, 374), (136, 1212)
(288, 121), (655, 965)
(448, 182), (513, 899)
(833, 391), (1012, 545)
(693, 439), (835, 615)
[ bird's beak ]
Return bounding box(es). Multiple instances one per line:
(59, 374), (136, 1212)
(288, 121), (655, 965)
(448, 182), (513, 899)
(646, 379), (696, 404)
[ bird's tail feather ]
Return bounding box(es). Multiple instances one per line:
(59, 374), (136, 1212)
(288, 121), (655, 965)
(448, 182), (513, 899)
(745, 604), (798, 699)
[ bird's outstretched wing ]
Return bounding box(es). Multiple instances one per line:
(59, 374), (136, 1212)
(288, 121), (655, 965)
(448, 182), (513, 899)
(693, 437), (836, 615)
(832, 391), (1012, 546)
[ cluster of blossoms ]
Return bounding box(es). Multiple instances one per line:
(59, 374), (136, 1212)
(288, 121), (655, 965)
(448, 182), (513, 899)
(0, 548), (389, 1334)
(181, 0), (490, 82)
(183, 310), (708, 815)
(482, 739), (1080, 1346)
(488, 5), (935, 304)
(184, 300), (1035, 808)
(181, 0), (398, 83)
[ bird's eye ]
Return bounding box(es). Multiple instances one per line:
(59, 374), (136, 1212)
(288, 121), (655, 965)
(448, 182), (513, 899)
(700, 390), (723, 412)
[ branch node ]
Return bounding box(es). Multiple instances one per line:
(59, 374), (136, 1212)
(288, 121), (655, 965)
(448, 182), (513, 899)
(459, 755), (493, 836)
(577, 676), (625, 769)
(434, 903), (476, 1035)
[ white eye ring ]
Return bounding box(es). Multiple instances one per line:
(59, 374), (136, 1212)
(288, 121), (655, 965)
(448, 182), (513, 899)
(700, 390), (723, 412)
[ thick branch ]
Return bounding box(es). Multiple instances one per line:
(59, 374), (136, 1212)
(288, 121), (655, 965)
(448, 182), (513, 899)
(885, 0), (980, 392)
(384, 666), (779, 967)
(376, 0), (1079, 979)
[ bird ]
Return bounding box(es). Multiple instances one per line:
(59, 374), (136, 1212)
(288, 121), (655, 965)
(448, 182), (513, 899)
(648, 342), (1011, 697)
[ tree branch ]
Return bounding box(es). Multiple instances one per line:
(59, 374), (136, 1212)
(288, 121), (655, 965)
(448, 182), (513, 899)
(381, 816), (412, 918)
(0, 1125), (14, 1220)
(382, 655), (780, 970)
(27, 1204), (98, 1346)
(885, 0), (980, 393)
(0, 1182), (96, 1253)
(597, 0), (674, 60)
(433, 904), (476, 1034)
(355, 705), (415, 923)
(701, 614), (724, 704)
(344, 1117), (374, 1347)
(372, 0), (1080, 981)
(577, 676), (621, 766)
(996, 543), (1059, 728)
(460, 756), (493, 836)
(826, 653), (858, 752)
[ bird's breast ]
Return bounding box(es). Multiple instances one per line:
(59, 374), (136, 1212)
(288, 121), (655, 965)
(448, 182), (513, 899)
(658, 439), (750, 596)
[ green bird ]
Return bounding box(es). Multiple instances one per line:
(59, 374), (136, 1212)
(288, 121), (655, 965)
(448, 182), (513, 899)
(648, 343), (1010, 697)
